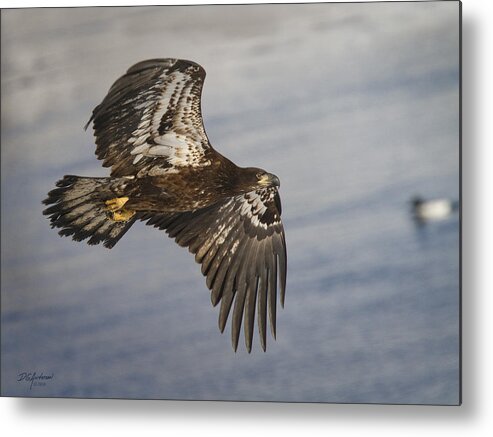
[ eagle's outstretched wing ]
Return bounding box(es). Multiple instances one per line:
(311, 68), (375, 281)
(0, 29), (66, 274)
(143, 187), (287, 352)
(86, 58), (212, 177)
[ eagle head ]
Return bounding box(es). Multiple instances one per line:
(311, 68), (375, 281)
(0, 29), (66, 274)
(239, 167), (280, 192)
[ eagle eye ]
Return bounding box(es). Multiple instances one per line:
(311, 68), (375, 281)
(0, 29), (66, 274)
(256, 172), (265, 180)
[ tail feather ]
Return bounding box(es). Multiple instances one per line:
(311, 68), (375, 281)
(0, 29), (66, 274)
(43, 175), (136, 249)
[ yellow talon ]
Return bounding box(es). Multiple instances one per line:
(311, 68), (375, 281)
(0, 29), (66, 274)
(105, 196), (129, 212)
(105, 197), (135, 222)
(111, 209), (136, 222)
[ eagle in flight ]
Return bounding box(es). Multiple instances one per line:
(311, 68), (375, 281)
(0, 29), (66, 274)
(43, 59), (287, 353)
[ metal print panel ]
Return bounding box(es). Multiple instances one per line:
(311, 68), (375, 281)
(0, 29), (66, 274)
(0, 1), (460, 404)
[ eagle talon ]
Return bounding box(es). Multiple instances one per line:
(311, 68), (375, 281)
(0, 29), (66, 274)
(110, 208), (135, 222)
(105, 197), (135, 221)
(105, 196), (129, 212)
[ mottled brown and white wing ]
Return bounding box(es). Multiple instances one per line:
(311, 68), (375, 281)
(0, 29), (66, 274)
(143, 187), (287, 352)
(86, 58), (212, 177)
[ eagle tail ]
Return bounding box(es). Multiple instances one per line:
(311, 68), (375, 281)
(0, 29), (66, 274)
(42, 175), (137, 249)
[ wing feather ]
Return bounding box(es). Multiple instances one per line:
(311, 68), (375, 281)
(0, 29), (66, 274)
(87, 58), (212, 177)
(244, 246), (260, 352)
(206, 218), (243, 293)
(144, 187), (286, 352)
(257, 261), (268, 351)
(232, 262), (249, 352)
(268, 250), (278, 339)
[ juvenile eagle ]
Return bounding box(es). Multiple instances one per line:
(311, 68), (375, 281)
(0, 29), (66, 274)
(43, 59), (287, 353)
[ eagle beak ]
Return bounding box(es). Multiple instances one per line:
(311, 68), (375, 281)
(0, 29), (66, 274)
(259, 173), (280, 188)
(270, 174), (280, 187)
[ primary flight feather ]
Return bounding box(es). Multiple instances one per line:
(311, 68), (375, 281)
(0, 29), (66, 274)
(43, 58), (287, 352)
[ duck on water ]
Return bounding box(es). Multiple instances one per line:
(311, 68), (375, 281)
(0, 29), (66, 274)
(411, 196), (459, 223)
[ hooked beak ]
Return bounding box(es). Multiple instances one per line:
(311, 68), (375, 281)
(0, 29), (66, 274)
(259, 173), (280, 188)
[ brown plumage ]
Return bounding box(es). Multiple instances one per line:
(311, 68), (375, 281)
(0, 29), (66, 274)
(43, 58), (287, 352)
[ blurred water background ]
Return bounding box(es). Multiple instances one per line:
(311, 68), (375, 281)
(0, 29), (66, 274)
(1, 2), (459, 404)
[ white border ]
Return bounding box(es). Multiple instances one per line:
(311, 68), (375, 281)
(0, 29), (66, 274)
(2, 0), (492, 435)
